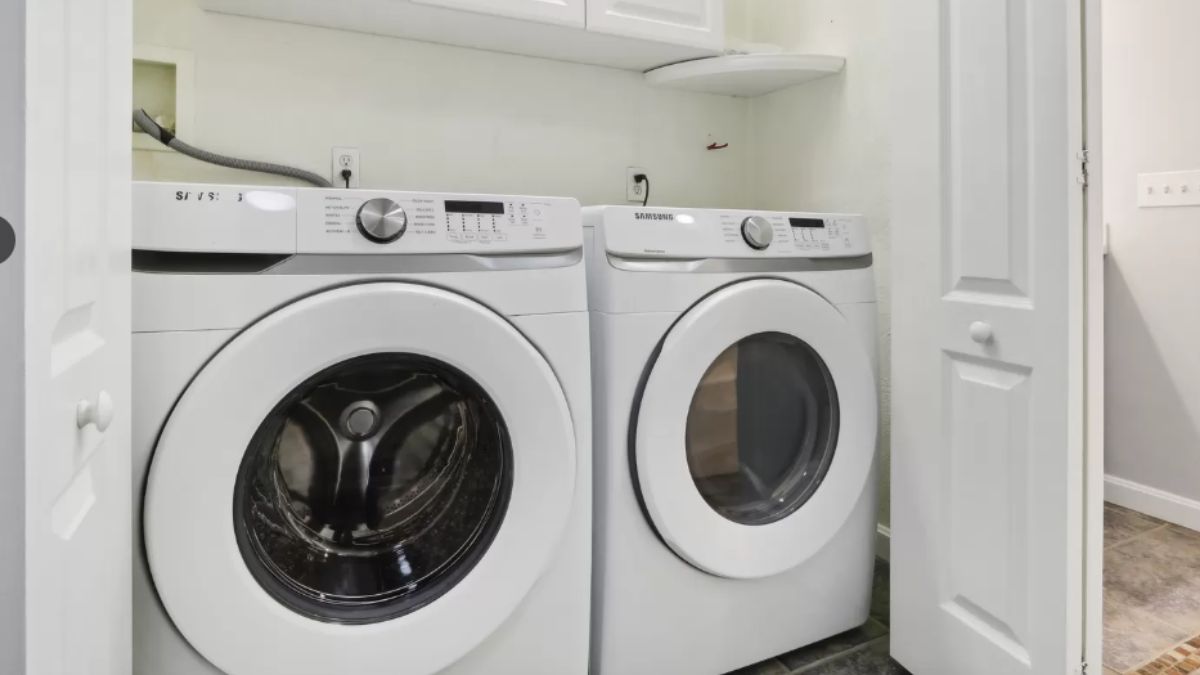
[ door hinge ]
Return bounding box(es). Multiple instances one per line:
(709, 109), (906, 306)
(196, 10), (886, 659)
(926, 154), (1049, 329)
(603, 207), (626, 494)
(1077, 148), (1091, 188)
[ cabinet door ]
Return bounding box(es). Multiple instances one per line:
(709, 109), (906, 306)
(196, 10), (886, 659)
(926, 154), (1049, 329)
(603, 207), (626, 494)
(411, 0), (585, 28)
(587, 0), (723, 51)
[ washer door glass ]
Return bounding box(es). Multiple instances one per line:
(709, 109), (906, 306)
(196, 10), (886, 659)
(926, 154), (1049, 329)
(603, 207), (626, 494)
(233, 353), (512, 625)
(685, 332), (839, 526)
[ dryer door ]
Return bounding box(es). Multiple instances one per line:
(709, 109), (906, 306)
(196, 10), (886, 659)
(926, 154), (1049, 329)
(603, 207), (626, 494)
(635, 279), (877, 579)
(143, 283), (577, 675)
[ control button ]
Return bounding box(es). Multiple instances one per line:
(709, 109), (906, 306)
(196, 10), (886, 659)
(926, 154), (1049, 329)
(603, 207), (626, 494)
(447, 230), (460, 241)
(462, 231), (477, 242)
(479, 231), (492, 242)
(741, 216), (774, 250)
(495, 232), (508, 241)
(356, 198), (407, 244)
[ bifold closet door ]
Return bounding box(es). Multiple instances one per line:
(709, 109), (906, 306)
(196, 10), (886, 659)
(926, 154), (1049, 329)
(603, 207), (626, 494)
(889, 0), (1098, 673)
(0, 0), (133, 673)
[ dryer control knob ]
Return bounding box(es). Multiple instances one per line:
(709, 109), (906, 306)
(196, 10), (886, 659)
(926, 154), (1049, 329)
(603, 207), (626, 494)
(356, 198), (408, 244)
(741, 216), (774, 250)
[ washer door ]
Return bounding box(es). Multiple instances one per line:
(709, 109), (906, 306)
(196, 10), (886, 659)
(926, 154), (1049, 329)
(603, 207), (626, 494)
(144, 283), (577, 675)
(635, 279), (877, 580)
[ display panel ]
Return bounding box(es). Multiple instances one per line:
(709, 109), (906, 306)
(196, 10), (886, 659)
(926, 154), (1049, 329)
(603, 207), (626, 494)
(444, 200), (505, 215)
(789, 217), (826, 228)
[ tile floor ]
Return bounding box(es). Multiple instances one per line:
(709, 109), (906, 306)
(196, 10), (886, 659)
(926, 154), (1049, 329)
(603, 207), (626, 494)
(1104, 503), (1200, 673)
(727, 560), (909, 675)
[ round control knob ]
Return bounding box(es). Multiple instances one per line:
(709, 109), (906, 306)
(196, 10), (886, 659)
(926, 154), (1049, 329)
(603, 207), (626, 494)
(356, 198), (407, 244)
(741, 216), (774, 250)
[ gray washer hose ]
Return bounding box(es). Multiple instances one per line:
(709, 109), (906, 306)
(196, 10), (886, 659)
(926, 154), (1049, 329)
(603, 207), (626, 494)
(132, 109), (332, 188)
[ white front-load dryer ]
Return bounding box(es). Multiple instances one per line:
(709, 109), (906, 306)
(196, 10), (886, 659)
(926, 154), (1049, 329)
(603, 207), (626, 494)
(132, 182), (591, 675)
(585, 206), (879, 675)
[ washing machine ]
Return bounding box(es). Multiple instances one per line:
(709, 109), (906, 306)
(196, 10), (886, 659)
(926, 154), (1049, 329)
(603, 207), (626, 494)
(131, 182), (591, 675)
(584, 206), (879, 675)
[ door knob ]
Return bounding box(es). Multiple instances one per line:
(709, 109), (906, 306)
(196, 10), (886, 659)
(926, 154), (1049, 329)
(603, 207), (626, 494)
(76, 391), (114, 432)
(969, 321), (994, 345)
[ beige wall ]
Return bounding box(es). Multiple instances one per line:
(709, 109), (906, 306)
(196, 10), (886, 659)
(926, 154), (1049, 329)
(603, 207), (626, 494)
(134, 0), (752, 207)
(744, 0), (893, 527)
(1103, 0), (1200, 506)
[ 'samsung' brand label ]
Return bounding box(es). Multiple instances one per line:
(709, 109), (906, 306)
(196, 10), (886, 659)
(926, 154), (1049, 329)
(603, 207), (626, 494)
(634, 212), (675, 221)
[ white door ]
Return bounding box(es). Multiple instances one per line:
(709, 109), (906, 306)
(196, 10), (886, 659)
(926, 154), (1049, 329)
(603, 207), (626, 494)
(890, 0), (1092, 673)
(586, 0), (723, 51)
(634, 280), (877, 580)
(0, 0), (132, 674)
(411, 0), (586, 28)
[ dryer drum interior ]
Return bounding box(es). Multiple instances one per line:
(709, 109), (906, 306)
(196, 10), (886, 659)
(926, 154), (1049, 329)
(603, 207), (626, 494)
(685, 332), (840, 526)
(232, 353), (514, 625)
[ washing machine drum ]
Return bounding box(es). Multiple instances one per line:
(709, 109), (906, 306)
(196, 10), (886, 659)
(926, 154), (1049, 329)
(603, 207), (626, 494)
(144, 283), (576, 675)
(634, 279), (878, 580)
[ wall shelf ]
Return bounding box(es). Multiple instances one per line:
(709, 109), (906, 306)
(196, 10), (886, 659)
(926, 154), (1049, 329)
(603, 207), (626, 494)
(644, 53), (845, 97)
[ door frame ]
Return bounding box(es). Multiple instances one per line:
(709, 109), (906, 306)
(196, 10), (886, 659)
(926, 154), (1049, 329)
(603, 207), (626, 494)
(0, 2), (26, 672)
(1083, 0), (1105, 669)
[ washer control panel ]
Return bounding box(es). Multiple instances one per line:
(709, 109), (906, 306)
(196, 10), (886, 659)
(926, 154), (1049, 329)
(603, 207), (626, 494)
(588, 206), (870, 260)
(131, 182), (582, 255)
(300, 191), (579, 254)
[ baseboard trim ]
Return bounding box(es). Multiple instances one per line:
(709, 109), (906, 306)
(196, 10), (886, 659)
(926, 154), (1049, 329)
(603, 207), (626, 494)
(875, 523), (891, 562)
(1105, 475), (1200, 532)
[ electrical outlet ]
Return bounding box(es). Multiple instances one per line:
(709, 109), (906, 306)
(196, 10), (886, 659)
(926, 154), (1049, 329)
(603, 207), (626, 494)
(627, 167), (648, 203)
(332, 147), (361, 189)
(1138, 170), (1200, 208)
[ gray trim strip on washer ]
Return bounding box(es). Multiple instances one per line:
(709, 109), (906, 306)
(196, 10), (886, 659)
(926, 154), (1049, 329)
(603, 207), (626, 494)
(133, 248), (583, 275)
(606, 253), (873, 274)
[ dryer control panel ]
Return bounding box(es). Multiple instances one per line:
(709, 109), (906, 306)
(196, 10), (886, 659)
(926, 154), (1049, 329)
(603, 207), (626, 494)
(133, 182), (582, 255)
(586, 206), (870, 260)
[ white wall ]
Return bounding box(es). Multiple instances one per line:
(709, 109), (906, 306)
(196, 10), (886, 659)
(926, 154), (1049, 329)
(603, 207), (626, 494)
(134, 0), (751, 208)
(744, 0), (893, 527)
(1104, 0), (1200, 517)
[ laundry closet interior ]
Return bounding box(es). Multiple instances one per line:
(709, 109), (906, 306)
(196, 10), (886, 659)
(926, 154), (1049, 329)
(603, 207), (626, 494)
(127, 1), (897, 673)
(0, 0), (1112, 674)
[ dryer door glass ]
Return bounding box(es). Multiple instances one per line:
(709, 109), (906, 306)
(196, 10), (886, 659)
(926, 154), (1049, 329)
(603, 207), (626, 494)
(232, 353), (512, 624)
(685, 332), (839, 526)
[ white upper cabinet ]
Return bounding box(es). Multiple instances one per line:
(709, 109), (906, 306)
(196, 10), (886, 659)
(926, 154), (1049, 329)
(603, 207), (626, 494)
(198, 0), (724, 71)
(411, 0), (585, 28)
(587, 0), (723, 51)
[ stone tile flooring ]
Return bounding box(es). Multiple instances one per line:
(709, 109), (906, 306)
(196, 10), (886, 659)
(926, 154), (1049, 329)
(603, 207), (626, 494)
(726, 560), (910, 675)
(1104, 502), (1200, 673)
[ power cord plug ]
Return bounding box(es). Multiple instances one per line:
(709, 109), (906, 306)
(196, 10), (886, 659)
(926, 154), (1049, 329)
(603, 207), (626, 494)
(341, 169), (353, 189)
(634, 173), (650, 207)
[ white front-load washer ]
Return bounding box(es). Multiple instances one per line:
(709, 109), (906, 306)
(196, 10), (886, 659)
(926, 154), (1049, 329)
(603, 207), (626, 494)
(585, 206), (879, 675)
(131, 182), (591, 675)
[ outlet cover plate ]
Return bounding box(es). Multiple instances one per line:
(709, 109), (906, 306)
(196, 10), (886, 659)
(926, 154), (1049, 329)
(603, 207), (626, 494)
(627, 167), (648, 203)
(332, 147), (361, 189)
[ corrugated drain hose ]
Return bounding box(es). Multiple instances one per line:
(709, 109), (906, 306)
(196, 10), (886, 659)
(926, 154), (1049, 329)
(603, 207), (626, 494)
(132, 109), (332, 188)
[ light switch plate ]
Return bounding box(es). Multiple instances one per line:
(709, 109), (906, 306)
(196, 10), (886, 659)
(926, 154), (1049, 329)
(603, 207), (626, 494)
(1138, 170), (1200, 208)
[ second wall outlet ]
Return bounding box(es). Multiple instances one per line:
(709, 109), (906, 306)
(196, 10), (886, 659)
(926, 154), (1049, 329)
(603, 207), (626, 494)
(332, 147), (361, 189)
(627, 167), (648, 203)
